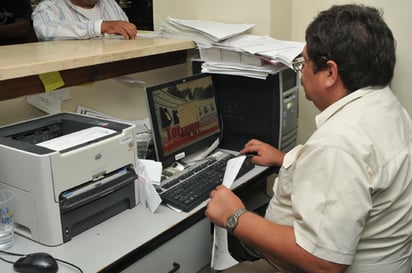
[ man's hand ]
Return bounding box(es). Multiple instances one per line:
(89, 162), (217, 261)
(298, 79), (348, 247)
(101, 21), (137, 39)
(206, 185), (244, 228)
(240, 139), (285, 167)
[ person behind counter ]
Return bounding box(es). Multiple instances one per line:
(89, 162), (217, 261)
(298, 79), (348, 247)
(0, 0), (37, 45)
(206, 4), (412, 273)
(32, 0), (137, 41)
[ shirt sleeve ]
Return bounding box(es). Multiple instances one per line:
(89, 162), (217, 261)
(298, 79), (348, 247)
(103, 0), (130, 21)
(32, 2), (102, 41)
(291, 145), (372, 264)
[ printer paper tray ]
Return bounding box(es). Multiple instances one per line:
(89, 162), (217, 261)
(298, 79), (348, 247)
(60, 166), (135, 212)
(59, 166), (137, 242)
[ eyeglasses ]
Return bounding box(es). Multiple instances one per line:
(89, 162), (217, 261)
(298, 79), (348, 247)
(292, 55), (307, 72)
(292, 54), (330, 72)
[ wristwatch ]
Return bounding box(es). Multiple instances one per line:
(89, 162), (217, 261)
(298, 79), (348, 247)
(226, 208), (247, 234)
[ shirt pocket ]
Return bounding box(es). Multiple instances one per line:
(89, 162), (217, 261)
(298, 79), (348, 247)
(274, 144), (304, 198)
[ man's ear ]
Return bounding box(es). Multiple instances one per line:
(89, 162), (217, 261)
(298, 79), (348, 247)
(324, 60), (339, 87)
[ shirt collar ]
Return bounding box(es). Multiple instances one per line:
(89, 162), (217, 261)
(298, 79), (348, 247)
(315, 86), (385, 128)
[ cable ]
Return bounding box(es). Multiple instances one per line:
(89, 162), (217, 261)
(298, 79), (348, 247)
(55, 258), (84, 273)
(0, 250), (84, 273)
(0, 255), (14, 264)
(0, 250), (24, 256)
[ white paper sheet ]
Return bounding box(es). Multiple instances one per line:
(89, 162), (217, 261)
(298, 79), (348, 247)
(76, 105), (151, 134)
(135, 160), (162, 213)
(37, 126), (116, 151)
(211, 155), (246, 270)
(26, 88), (72, 114)
(160, 16), (254, 45)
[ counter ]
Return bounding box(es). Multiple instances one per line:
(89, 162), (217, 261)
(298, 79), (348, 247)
(0, 36), (196, 100)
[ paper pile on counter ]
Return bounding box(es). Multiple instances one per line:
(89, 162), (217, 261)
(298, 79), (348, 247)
(216, 34), (304, 66)
(159, 16), (255, 46)
(201, 61), (284, 80)
(159, 17), (304, 79)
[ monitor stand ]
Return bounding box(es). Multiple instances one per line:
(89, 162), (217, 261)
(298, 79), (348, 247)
(181, 137), (220, 165)
(161, 138), (220, 181)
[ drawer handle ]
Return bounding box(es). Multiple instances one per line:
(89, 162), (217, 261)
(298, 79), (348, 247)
(167, 262), (180, 273)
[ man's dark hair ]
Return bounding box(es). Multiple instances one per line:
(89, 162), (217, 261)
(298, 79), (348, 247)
(305, 4), (396, 92)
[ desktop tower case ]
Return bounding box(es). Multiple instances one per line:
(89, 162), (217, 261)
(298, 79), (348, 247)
(192, 62), (299, 153)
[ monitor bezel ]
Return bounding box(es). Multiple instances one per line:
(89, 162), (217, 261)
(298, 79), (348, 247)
(145, 73), (222, 167)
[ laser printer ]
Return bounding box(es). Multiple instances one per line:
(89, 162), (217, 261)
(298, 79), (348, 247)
(0, 113), (138, 246)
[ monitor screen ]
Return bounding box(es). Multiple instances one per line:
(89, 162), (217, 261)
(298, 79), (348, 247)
(145, 73), (221, 167)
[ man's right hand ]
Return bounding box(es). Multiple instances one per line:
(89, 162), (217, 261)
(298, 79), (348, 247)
(240, 139), (285, 167)
(101, 21), (137, 39)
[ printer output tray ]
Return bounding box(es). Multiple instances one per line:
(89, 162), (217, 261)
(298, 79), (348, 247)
(59, 166), (136, 242)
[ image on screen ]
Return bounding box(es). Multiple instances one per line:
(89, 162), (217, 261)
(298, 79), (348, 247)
(145, 74), (221, 167)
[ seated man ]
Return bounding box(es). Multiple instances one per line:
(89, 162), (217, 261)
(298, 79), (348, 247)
(32, 0), (137, 41)
(206, 4), (412, 273)
(0, 0), (37, 45)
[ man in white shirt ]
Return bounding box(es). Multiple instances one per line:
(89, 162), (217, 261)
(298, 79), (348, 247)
(206, 4), (412, 273)
(32, 0), (137, 41)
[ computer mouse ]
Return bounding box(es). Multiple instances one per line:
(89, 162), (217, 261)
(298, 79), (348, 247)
(13, 252), (58, 273)
(244, 151), (258, 157)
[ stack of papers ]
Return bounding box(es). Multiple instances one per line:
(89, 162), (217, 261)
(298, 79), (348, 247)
(200, 34), (304, 79)
(201, 61), (284, 80)
(217, 34), (304, 66)
(159, 17), (304, 79)
(159, 16), (255, 46)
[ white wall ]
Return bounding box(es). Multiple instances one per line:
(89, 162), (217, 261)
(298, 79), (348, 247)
(0, 0), (292, 127)
(1, 1), (410, 144)
(153, 0), (292, 39)
(291, 0), (412, 142)
(154, 0), (412, 144)
(0, 64), (189, 126)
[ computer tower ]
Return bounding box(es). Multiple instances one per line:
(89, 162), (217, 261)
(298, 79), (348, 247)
(211, 68), (299, 152)
(191, 64), (300, 261)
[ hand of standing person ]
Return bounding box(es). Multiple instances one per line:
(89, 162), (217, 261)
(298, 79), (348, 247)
(101, 20), (137, 39)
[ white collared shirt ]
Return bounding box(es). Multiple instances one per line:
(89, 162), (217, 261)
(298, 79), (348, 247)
(266, 86), (412, 273)
(32, 0), (129, 41)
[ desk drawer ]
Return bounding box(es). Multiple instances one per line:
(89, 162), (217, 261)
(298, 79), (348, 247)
(122, 218), (212, 273)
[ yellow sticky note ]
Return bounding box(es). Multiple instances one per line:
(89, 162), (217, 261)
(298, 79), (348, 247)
(38, 71), (65, 92)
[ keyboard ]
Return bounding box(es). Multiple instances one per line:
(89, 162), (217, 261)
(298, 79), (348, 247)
(159, 153), (255, 212)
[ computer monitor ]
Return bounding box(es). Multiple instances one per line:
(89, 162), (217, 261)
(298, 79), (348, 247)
(145, 73), (222, 167)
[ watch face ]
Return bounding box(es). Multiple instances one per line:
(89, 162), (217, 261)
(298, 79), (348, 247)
(227, 216), (236, 228)
(226, 208), (247, 233)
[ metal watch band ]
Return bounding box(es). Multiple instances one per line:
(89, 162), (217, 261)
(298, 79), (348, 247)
(227, 208), (247, 234)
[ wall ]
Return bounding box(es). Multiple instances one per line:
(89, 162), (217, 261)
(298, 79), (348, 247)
(291, 0), (412, 143)
(154, 0), (412, 144)
(1, 1), (410, 144)
(60, 64), (189, 121)
(0, 1), (293, 127)
(153, 0), (292, 39)
(0, 64), (189, 127)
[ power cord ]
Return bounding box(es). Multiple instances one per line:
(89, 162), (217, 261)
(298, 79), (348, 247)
(0, 250), (84, 273)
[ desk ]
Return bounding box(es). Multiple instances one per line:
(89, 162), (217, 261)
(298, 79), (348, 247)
(0, 35), (276, 272)
(0, 36), (196, 100)
(0, 165), (274, 273)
